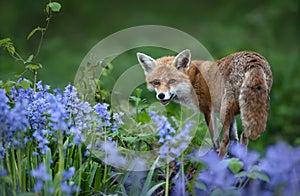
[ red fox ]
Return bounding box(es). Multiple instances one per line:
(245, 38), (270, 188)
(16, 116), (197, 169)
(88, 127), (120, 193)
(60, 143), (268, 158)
(137, 49), (273, 156)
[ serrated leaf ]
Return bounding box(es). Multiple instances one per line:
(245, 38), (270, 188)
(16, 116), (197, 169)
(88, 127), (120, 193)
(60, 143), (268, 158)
(26, 64), (42, 70)
(48, 2), (62, 12)
(0, 38), (11, 47)
(228, 158), (244, 174)
(27, 27), (46, 40)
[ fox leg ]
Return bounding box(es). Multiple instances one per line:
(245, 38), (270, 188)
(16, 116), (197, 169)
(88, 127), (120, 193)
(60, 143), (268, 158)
(240, 131), (248, 146)
(219, 97), (236, 157)
(229, 118), (238, 141)
(204, 111), (219, 150)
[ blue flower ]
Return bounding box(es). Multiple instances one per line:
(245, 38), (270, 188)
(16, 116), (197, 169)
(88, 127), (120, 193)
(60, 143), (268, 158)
(46, 94), (68, 131)
(149, 111), (176, 144)
(62, 166), (75, 181)
(229, 142), (259, 170)
(111, 112), (124, 132)
(196, 151), (235, 193)
(94, 103), (111, 128)
(171, 175), (187, 196)
(149, 112), (192, 161)
(31, 163), (51, 192)
(30, 163), (51, 181)
(259, 142), (300, 195)
(32, 129), (50, 154)
(101, 141), (127, 167)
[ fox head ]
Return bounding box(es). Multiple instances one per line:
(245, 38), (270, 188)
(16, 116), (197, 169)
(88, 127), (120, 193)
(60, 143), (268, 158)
(137, 49), (196, 107)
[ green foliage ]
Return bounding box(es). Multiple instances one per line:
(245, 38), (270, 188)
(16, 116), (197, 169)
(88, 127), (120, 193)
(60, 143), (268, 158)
(1, 0), (300, 195)
(47, 2), (62, 12)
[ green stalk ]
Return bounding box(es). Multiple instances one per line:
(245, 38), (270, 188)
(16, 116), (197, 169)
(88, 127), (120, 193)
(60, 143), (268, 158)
(102, 127), (107, 188)
(165, 158), (169, 196)
(55, 130), (64, 195)
(75, 144), (82, 196)
(180, 155), (185, 196)
(10, 146), (18, 192)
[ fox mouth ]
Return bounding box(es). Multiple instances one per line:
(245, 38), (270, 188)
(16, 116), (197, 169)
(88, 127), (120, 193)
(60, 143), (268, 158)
(160, 94), (175, 106)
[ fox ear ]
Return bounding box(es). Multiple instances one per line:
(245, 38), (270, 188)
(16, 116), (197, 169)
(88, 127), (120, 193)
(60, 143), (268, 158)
(137, 52), (157, 74)
(173, 49), (191, 71)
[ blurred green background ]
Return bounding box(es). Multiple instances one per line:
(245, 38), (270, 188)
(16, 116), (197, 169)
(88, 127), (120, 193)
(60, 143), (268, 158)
(1, 0), (299, 150)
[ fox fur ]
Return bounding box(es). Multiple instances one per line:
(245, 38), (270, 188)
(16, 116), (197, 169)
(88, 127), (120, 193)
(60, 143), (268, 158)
(137, 49), (273, 156)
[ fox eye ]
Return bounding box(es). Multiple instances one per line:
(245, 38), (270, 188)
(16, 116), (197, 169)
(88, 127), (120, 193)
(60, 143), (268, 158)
(168, 79), (176, 84)
(152, 79), (160, 86)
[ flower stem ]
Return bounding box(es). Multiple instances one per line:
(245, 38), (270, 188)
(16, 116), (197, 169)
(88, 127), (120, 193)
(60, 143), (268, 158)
(165, 159), (169, 196)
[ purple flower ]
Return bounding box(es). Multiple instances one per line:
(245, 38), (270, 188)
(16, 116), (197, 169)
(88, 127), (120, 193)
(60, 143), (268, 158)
(31, 163), (51, 192)
(94, 103), (111, 128)
(46, 94), (68, 131)
(111, 112), (124, 132)
(229, 142), (260, 170)
(150, 112), (193, 161)
(149, 111), (176, 144)
(259, 142), (300, 195)
(62, 166), (75, 181)
(171, 175), (187, 196)
(30, 163), (51, 181)
(32, 129), (50, 154)
(101, 141), (127, 167)
(33, 180), (44, 193)
(194, 150), (236, 194)
(61, 182), (80, 193)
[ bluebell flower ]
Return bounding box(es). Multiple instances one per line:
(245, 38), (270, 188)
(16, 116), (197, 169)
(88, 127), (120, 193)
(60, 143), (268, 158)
(30, 163), (51, 181)
(229, 142), (260, 170)
(150, 112), (193, 161)
(259, 142), (300, 195)
(196, 150), (235, 193)
(33, 180), (44, 193)
(62, 84), (80, 116)
(0, 168), (7, 176)
(32, 129), (50, 154)
(101, 141), (127, 167)
(62, 166), (75, 181)
(94, 103), (111, 128)
(149, 111), (176, 144)
(31, 163), (51, 193)
(61, 182), (80, 194)
(27, 97), (49, 131)
(171, 175), (187, 196)
(111, 112), (124, 132)
(46, 93), (68, 131)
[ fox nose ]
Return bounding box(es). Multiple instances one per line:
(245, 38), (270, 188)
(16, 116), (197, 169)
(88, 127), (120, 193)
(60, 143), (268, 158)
(157, 93), (165, 100)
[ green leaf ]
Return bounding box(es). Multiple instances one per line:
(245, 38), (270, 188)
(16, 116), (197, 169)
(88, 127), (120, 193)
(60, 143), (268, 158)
(48, 2), (62, 12)
(7, 44), (15, 55)
(146, 182), (166, 196)
(27, 27), (46, 40)
(228, 158), (244, 174)
(17, 80), (32, 89)
(141, 157), (159, 196)
(26, 63), (42, 70)
(248, 171), (270, 182)
(0, 38), (11, 47)
(25, 54), (34, 63)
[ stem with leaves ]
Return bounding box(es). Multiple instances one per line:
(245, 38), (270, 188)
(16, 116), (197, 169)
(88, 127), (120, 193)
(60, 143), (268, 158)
(0, 0), (61, 91)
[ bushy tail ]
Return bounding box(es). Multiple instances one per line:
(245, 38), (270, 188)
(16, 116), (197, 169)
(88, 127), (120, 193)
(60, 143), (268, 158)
(239, 67), (270, 140)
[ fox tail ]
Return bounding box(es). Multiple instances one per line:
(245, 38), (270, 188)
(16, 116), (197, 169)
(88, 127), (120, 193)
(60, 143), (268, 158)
(239, 67), (270, 140)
